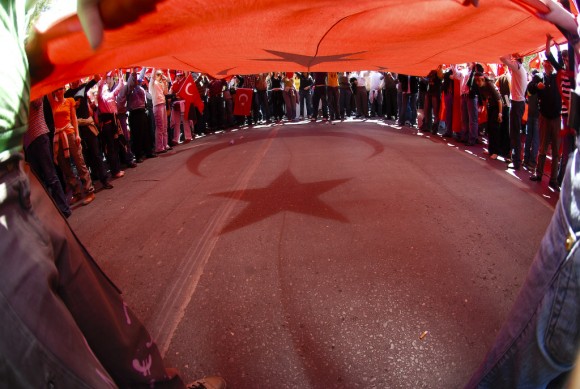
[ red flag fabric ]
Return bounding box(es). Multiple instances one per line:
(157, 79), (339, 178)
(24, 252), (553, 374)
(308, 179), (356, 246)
(529, 53), (541, 70)
(176, 74), (204, 113)
(31, 0), (566, 99)
(233, 88), (254, 116)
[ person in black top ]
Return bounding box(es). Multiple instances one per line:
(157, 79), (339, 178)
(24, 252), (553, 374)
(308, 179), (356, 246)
(474, 72), (503, 158)
(528, 59), (563, 189)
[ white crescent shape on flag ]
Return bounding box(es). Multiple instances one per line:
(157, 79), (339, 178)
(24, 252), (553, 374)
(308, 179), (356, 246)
(239, 93), (248, 106)
(185, 83), (193, 96)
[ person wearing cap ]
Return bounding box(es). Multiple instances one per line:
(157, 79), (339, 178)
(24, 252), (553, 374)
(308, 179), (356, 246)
(500, 53), (528, 170)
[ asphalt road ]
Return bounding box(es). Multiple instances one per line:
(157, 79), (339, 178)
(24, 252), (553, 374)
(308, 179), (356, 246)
(69, 119), (557, 388)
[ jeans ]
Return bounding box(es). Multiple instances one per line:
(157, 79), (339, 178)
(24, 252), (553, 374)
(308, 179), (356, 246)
(327, 86), (340, 120)
(465, 144), (580, 388)
(355, 86), (368, 117)
(423, 93), (441, 133)
(460, 95), (478, 144)
(399, 92), (417, 126)
(256, 89), (271, 121)
(24, 134), (70, 217)
(385, 87), (398, 119)
(339, 88), (352, 119)
(443, 92), (454, 134)
(299, 90), (312, 118)
(524, 116), (540, 168)
(536, 115), (561, 183)
(312, 86), (328, 120)
(0, 157), (185, 388)
(558, 125), (576, 186)
(369, 89), (383, 117)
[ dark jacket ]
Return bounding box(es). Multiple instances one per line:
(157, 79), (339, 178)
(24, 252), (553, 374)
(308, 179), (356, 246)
(528, 72), (562, 119)
(398, 75), (419, 94)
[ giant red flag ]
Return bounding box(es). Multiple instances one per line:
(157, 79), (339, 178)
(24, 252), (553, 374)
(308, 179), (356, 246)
(176, 74), (204, 113)
(31, 0), (567, 99)
(233, 88), (254, 117)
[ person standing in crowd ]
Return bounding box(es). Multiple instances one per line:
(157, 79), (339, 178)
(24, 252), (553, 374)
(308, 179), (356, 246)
(149, 68), (170, 153)
(397, 74), (419, 127)
(465, 0), (580, 386)
(66, 76), (114, 190)
(500, 53), (528, 170)
(311, 71), (329, 122)
(193, 73), (210, 135)
(49, 86), (96, 206)
(474, 72), (503, 159)
(524, 69), (542, 171)
(383, 72), (398, 121)
(422, 65), (444, 135)
(169, 71), (194, 145)
(116, 69), (136, 163)
(242, 73), (258, 125)
(458, 62), (480, 146)
(1, 1), (226, 388)
(256, 73), (271, 123)
(23, 97), (71, 217)
(208, 77), (227, 131)
(354, 71), (369, 118)
(297, 72), (313, 119)
(529, 59), (563, 190)
(98, 70), (128, 175)
(270, 72), (284, 122)
(338, 72), (352, 120)
(546, 34), (576, 188)
(127, 67), (156, 162)
(368, 71), (384, 118)
(495, 67), (512, 160)
(327, 71), (340, 121)
(441, 66), (456, 137)
(283, 72), (297, 121)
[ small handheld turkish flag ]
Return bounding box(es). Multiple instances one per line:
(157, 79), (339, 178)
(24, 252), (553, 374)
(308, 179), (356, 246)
(529, 53), (541, 70)
(233, 88), (254, 116)
(176, 74), (204, 114)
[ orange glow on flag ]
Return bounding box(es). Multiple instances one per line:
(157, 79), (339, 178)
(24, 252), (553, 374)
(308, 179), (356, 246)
(31, 0), (565, 99)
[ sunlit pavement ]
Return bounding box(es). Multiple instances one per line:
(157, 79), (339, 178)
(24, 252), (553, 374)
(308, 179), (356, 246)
(69, 119), (557, 388)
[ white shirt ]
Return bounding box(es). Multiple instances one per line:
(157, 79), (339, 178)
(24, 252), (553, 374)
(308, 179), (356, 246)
(500, 56), (527, 102)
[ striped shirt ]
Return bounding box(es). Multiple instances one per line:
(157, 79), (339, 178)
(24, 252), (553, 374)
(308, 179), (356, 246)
(23, 98), (49, 149)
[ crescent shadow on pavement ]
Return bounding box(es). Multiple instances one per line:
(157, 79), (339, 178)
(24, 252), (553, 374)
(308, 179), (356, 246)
(186, 127), (385, 177)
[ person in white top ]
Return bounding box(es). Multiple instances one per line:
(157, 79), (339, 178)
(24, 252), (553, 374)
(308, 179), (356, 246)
(500, 53), (528, 169)
(354, 71), (369, 117)
(149, 68), (170, 153)
(368, 71), (384, 117)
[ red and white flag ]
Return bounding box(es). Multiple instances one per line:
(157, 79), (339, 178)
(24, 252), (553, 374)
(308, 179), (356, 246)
(233, 88), (254, 116)
(176, 74), (205, 113)
(529, 53), (541, 70)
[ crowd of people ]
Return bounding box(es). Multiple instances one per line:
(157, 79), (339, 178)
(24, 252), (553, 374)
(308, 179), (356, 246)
(27, 50), (572, 218)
